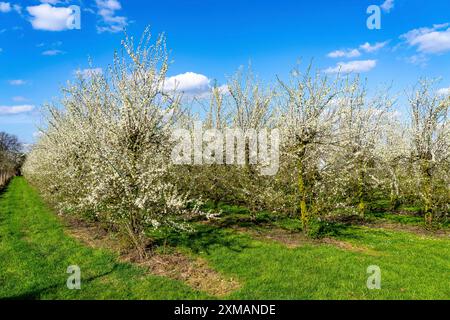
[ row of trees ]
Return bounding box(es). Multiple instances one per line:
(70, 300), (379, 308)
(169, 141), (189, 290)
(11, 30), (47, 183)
(180, 69), (449, 229)
(0, 132), (24, 187)
(23, 30), (449, 255)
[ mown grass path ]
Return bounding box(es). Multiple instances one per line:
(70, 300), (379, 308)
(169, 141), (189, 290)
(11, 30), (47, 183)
(0, 178), (208, 299)
(1, 177), (449, 299)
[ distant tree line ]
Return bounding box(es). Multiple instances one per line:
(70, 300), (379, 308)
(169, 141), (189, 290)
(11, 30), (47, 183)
(0, 132), (24, 187)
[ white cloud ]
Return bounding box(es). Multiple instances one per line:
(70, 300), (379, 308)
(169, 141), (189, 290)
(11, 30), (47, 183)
(42, 49), (64, 55)
(327, 41), (388, 59)
(437, 87), (450, 95)
(381, 0), (394, 13)
(84, 7), (95, 14)
(359, 41), (389, 53)
(163, 72), (228, 99)
(0, 2), (11, 12)
(26, 3), (74, 31)
(401, 23), (450, 54)
(0, 0), (19, 14)
(217, 84), (229, 95)
(404, 54), (428, 67)
(164, 72), (211, 94)
(39, 0), (62, 4)
(9, 79), (26, 85)
(12, 96), (29, 102)
(324, 60), (377, 73)
(33, 131), (43, 138)
(0, 105), (34, 115)
(95, 0), (128, 33)
(12, 3), (20, 14)
(327, 49), (361, 58)
(75, 68), (103, 78)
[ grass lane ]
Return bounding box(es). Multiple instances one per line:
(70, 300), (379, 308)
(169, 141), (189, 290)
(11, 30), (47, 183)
(0, 177), (208, 299)
(1, 177), (449, 299)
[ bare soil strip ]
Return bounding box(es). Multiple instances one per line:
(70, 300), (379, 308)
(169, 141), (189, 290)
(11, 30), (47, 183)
(139, 253), (240, 297)
(63, 216), (240, 297)
(235, 226), (383, 256)
(367, 221), (450, 239)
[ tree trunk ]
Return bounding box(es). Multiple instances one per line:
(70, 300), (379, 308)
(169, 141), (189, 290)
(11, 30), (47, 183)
(297, 151), (308, 229)
(358, 162), (367, 217)
(420, 160), (433, 226)
(389, 166), (400, 210)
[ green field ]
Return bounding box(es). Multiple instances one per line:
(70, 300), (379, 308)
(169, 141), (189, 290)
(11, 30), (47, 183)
(1, 177), (449, 300)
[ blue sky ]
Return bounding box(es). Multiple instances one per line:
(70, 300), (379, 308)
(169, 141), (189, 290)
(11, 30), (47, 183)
(1, 0), (450, 143)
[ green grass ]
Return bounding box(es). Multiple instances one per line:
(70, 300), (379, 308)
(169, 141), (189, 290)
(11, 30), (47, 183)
(367, 201), (448, 228)
(1, 177), (449, 299)
(369, 211), (424, 225)
(0, 177), (209, 300)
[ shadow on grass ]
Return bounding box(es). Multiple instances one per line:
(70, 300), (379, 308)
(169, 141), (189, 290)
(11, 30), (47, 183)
(152, 224), (251, 255)
(211, 213), (276, 229)
(2, 265), (120, 300)
(0, 179), (12, 200)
